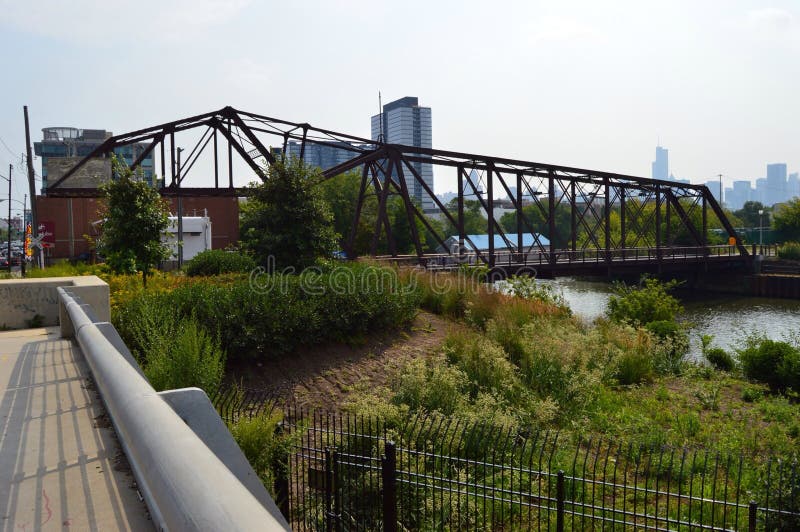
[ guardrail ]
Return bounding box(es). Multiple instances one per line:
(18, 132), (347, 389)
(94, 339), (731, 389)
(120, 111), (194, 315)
(57, 287), (290, 531)
(377, 245), (751, 270)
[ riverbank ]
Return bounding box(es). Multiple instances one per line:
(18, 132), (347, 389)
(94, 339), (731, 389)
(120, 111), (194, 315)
(539, 276), (800, 362)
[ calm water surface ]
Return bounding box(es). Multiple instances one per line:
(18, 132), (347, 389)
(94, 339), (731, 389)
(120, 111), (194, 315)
(538, 277), (800, 361)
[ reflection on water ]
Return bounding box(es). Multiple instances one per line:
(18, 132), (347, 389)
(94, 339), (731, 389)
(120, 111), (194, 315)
(537, 277), (800, 361)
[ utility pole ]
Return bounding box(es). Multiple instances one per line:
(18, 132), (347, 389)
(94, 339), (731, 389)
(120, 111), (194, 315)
(176, 147), (184, 268)
(6, 164), (11, 273)
(718, 174), (723, 206)
(24, 106), (38, 267)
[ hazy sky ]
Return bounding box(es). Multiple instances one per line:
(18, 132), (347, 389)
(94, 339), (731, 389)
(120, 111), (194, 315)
(1, 0), (798, 205)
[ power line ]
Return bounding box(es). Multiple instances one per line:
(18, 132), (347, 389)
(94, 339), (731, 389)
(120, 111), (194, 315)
(0, 137), (18, 158)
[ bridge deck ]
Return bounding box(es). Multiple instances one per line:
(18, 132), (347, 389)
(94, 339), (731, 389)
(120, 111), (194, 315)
(0, 327), (151, 531)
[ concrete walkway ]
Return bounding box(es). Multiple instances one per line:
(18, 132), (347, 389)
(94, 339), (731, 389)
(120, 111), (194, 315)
(0, 327), (151, 531)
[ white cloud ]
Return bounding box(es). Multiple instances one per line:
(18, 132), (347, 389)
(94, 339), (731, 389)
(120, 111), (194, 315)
(745, 7), (795, 31)
(524, 15), (604, 44)
(0, 0), (251, 44)
(727, 7), (800, 46)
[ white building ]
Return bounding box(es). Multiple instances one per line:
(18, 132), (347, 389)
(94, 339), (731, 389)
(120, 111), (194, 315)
(165, 215), (212, 261)
(371, 96), (435, 212)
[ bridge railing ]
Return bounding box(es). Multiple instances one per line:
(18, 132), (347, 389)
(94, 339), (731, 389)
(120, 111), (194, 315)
(378, 244), (749, 271)
(57, 287), (290, 531)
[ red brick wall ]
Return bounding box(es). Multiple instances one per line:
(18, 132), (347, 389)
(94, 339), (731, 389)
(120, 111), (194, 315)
(35, 196), (240, 260)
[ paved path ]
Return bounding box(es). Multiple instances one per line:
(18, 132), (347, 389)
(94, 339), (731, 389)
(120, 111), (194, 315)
(0, 327), (151, 531)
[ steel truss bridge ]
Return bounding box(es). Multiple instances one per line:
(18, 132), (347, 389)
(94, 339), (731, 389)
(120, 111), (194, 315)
(46, 106), (750, 277)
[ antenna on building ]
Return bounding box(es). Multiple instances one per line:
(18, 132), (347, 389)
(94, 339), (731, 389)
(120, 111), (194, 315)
(377, 91), (384, 143)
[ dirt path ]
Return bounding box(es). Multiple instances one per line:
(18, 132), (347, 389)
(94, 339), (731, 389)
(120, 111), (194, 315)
(226, 311), (451, 410)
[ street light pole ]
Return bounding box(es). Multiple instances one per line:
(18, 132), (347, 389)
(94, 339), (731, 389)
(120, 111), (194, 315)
(6, 164), (11, 273)
(758, 209), (764, 247)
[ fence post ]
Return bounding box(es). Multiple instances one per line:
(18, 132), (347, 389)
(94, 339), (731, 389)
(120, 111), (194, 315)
(748, 501), (757, 532)
(382, 441), (398, 532)
(556, 470), (565, 532)
(324, 447), (339, 532)
(272, 421), (290, 519)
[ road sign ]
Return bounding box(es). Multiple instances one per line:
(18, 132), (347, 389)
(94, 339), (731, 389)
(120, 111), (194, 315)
(39, 221), (55, 245)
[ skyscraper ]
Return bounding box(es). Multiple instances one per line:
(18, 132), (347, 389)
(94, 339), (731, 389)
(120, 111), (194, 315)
(766, 163), (787, 206)
(788, 172), (800, 200)
(704, 180), (722, 203)
(651, 146), (668, 181)
(371, 97), (434, 211)
(283, 140), (370, 171)
(729, 180), (753, 210)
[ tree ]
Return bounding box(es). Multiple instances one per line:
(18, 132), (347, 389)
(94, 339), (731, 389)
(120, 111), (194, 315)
(772, 198), (800, 242)
(318, 170), (446, 255)
(97, 157), (170, 288)
(240, 159), (338, 270)
(499, 203), (575, 249)
(734, 201), (768, 228)
(317, 170), (378, 256)
(441, 199), (488, 237)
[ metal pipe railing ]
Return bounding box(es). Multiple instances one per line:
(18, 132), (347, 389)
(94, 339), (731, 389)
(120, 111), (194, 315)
(58, 287), (289, 531)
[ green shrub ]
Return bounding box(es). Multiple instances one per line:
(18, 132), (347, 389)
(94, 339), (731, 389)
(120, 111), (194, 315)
(143, 317), (225, 392)
(504, 275), (570, 311)
(741, 385), (764, 403)
(616, 349), (654, 385)
(705, 347), (735, 372)
(607, 277), (683, 325)
(185, 249), (256, 276)
(392, 358), (467, 415)
(442, 330), (522, 403)
(27, 262), (110, 278)
(645, 320), (681, 339)
(738, 337), (800, 391)
(777, 241), (800, 261)
(114, 263), (419, 363)
(227, 409), (285, 488)
(654, 340), (689, 377)
(114, 296), (225, 392)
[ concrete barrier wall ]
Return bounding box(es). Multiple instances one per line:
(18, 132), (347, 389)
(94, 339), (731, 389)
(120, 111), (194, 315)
(0, 276), (109, 329)
(58, 287), (290, 531)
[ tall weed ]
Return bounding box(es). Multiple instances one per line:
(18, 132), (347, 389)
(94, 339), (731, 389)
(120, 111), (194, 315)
(144, 317), (225, 392)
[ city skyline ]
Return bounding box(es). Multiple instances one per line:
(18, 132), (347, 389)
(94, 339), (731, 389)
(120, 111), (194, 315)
(652, 144), (800, 208)
(1, 1), (799, 205)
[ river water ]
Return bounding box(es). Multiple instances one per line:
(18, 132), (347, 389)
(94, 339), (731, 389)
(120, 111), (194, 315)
(538, 277), (800, 361)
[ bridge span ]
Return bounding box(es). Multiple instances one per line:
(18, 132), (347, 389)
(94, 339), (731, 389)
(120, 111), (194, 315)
(43, 106), (748, 278)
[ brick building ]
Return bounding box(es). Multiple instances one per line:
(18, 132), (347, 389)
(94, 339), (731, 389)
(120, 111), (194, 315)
(35, 196), (239, 261)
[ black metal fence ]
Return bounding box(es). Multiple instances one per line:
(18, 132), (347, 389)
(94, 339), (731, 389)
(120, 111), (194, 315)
(213, 396), (799, 531)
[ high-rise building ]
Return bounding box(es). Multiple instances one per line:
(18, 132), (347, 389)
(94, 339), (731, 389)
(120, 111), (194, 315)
(765, 163), (787, 206)
(34, 127), (155, 193)
(729, 180), (753, 210)
(283, 140), (370, 171)
(787, 172), (800, 200)
(371, 97), (434, 211)
(704, 180), (722, 203)
(651, 146), (668, 181)
(754, 178), (768, 204)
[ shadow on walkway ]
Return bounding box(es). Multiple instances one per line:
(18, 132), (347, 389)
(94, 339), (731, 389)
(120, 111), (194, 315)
(0, 329), (150, 531)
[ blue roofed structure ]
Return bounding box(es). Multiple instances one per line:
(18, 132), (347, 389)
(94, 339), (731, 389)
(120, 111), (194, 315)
(439, 233), (550, 253)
